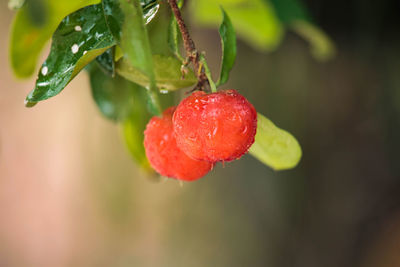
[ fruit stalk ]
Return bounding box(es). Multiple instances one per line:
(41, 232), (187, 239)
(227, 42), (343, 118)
(167, 0), (209, 91)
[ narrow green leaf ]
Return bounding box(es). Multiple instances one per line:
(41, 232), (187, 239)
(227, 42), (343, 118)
(249, 113), (302, 170)
(167, 15), (182, 60)
(167, 0), (184, 60)
(200, 54), (217, 93)
(25, 4), (116, 103)
(88, 64), (135, 121)
(291, 21), (335, 61)
(10, 0), (99, 78)
(190, 0), (283, 51)
(116, 55), (196, 91)
(217, 7), (236, 87)
(96, 47), (115, 76)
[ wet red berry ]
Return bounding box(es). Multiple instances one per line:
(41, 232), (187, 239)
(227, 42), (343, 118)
(144, 107), (213, 181)
(173, 90), (257, 162)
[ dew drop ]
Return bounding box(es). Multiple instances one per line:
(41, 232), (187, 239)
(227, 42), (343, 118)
(41, 66), (48, 76)
(242, 125), (248, 134)
(212, 126), (218, 136)
(74, 25), (82, 31)
(71, 44), (79, 54)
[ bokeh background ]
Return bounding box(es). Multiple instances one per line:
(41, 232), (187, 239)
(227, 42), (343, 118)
(1, 0), (400, 266)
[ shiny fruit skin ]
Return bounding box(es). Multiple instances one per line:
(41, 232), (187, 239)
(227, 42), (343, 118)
(173, 90), (257, 162)
(144, 107), (213, 181)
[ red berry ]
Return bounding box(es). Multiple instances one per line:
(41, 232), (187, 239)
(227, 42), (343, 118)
(173, 89), (257, 162)
(144, 107), (213, 181)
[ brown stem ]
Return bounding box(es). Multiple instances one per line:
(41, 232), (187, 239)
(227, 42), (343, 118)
(167, 0), (209, 91)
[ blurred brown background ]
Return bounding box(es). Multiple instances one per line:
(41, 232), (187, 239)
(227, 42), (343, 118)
(1, 0), (400, 266)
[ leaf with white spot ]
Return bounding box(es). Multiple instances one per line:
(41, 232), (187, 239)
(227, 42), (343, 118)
(25, 4), (116, 103)
(10, 0), (100, 78)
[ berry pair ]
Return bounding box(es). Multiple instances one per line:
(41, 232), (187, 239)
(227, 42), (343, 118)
(144, 89), (257, 181)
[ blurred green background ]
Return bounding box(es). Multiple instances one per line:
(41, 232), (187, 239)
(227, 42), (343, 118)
(1, 0), (400, 266)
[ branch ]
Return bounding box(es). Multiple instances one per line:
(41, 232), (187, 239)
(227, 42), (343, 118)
(167, 0), (209, 91)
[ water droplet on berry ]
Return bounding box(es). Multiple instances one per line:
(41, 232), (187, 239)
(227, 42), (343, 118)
(212, 126), (218, 136)
(242, 125), (248, 134)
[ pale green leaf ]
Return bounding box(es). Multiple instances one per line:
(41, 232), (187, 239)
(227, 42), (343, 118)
(189, 0), (283, 51)
(291, 21), (336, 61)
(249, 113), (302, 170)
(116, 55), (196, 91)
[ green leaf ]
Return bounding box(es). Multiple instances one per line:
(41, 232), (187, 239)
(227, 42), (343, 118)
(25, 4), (116, 103)
(141, 0), (160, 24)
(268, 0), (335, 61)
(104, 0), (161, 115)
(96, 47), (115, 76)
(217, 7), (236, 87)
(291, 21), (335, 61)
(122, 87), (153, 173)
(116, 55), (196, 91)
(167, 14), (182, 60)
(88, 64), (135, 121)
(249, 113), (302, 170)
(10, 0), (99, 78)
(167, 0), (184, 60)
(118, 0), (155, 81)
(269, 0), (311, 24)
(102, 0), (160, 41)
(189, 0), (283, 51)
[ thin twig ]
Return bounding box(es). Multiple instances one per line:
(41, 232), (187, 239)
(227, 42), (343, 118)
(167, 0), (209, 91)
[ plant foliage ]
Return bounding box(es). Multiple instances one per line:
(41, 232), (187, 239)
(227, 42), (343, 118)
(7, 0), (335, 172)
